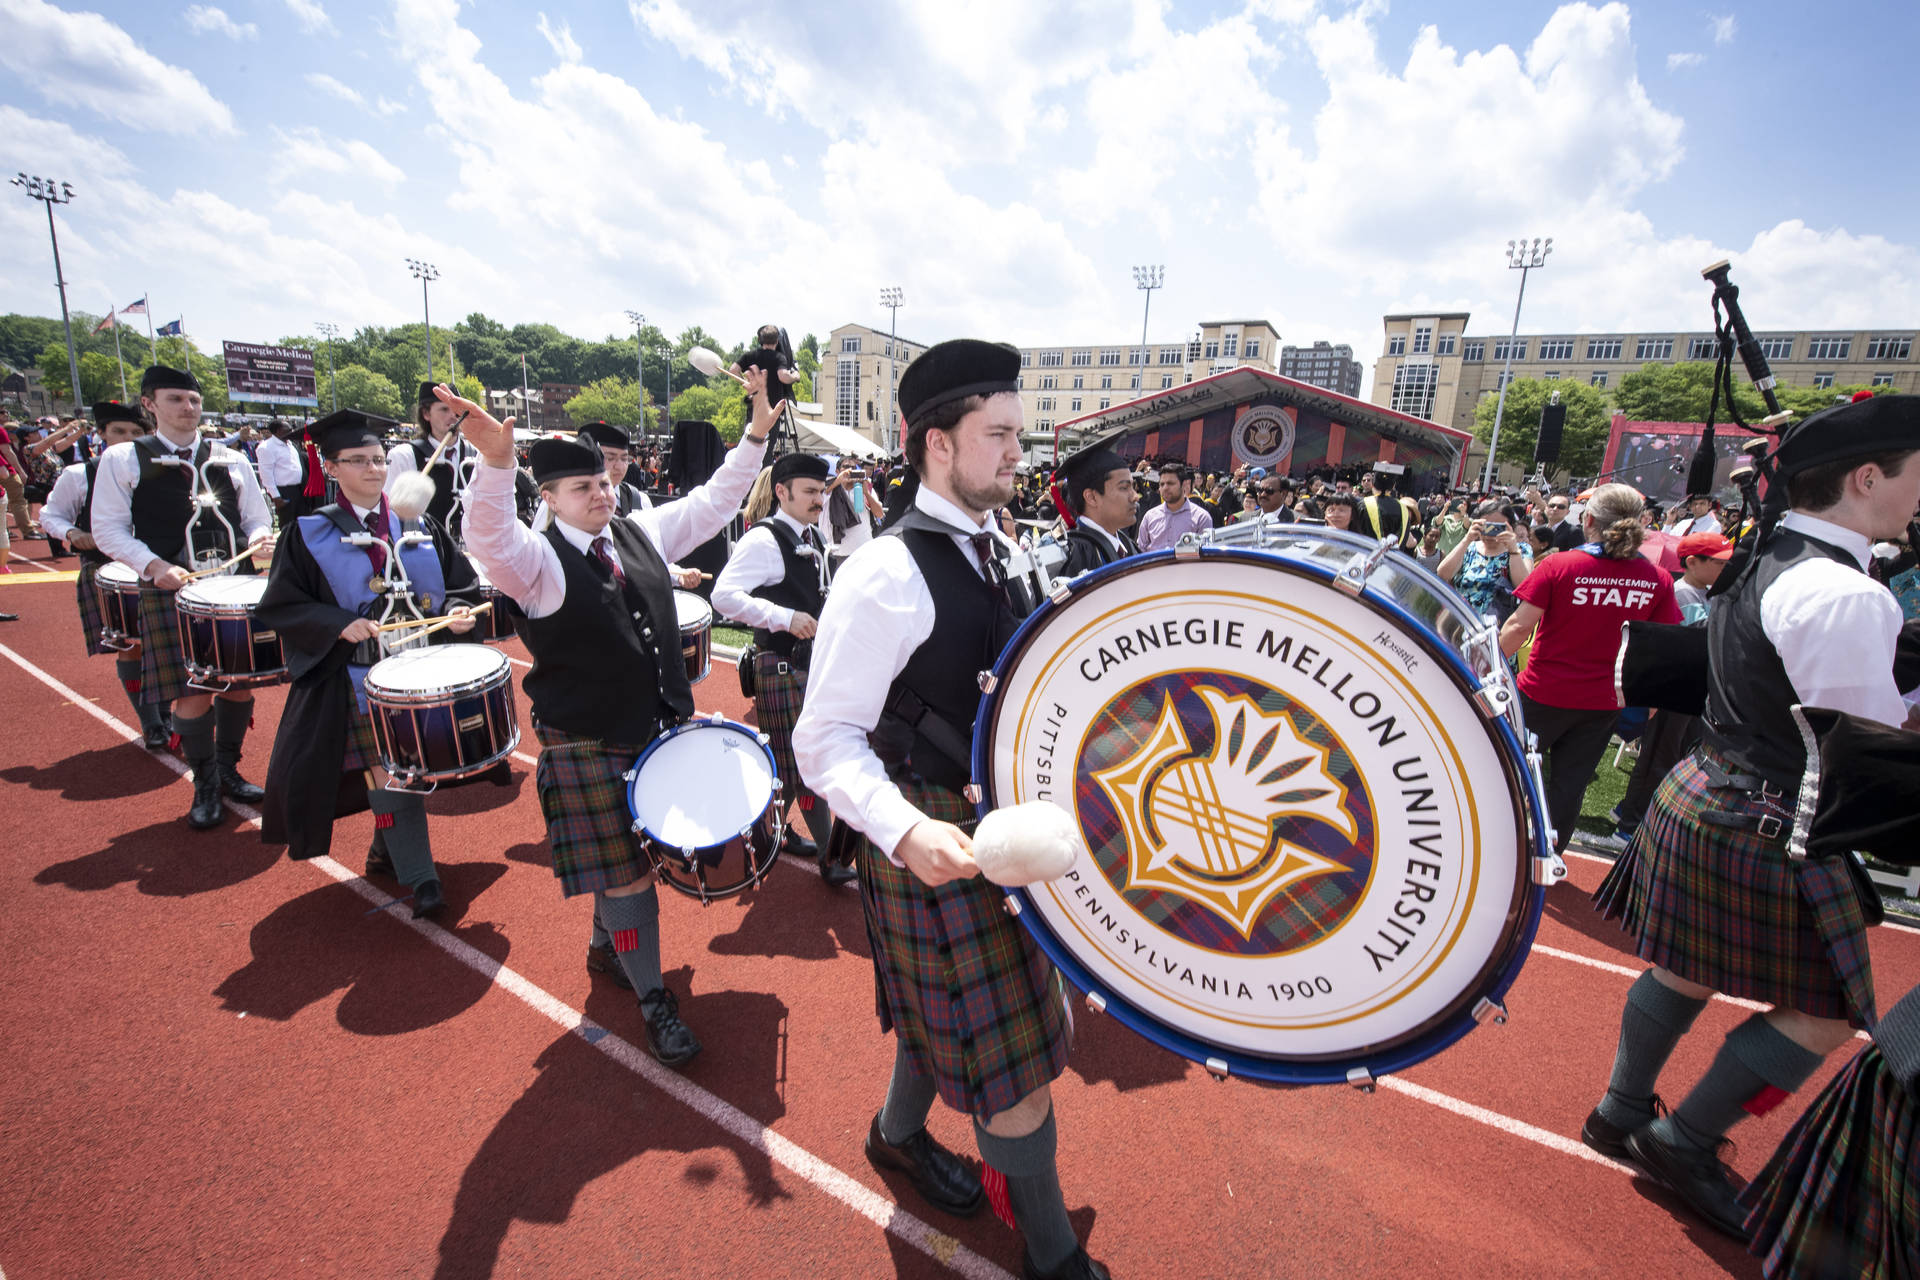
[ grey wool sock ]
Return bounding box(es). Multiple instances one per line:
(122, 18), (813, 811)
(1596, 969), (1710, 1128)
(173, 708), (214, 767)
(596, 886), (663, 996)
(212, 695), (253, 762)
(1651, 1013), (1826, 1154)
(975, 1109), (1078, 1273)
(114, 657), (144, 717)
(878, 1042), (938, 1145)
(589, 900), (611, 949)
(367, 789), (435, 889)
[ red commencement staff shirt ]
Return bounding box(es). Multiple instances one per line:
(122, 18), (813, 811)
(1514, 548), (1681, 709)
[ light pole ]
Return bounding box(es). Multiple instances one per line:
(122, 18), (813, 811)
(1481, 236), (1552, 491)
(624, 309), (647, 430)
(12, 174), (84, 410)
(879, 286), (903, 451)
(405, 258), (439, 384)
(1132, 265), (1163, 402)
(316, 322), (340, 411)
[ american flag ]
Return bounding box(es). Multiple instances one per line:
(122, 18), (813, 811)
(120, 296), (148, 316)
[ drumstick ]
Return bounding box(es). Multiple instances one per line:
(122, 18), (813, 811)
(374, 601), (492, 634)
(181, 548), (258, 581)
(420, 411), (471, 474)
(386, 602), (492, 640)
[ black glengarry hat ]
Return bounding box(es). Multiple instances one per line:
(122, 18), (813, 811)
(897, 338), (1021, 430)
(91, 401), (147, 430)
(1774, 393), (1920, 478)
(141, 365), (200, 395)
(575, 421), (632, 452)
(770, 452), (829, 486)
(530, 435), (604, 484)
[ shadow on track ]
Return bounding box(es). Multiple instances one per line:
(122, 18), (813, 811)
(706, 874), (870, 964)
(433, 971), (792, 1280)
(4, 744), (179, 802)
(211, 864), (510, 1035)
(34, 814), (281, 897)
(1543, 879), (1643, 956)
(1062, 990), (1191, 1094)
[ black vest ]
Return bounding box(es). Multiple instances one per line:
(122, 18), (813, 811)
(515, 519), (693, 743)
(871, 509), (1022, 794)
(749, 517), (826, 663)
(1703, 526), (1861, 785)
(128, 435), (243, 568)
(410, 437), (467, 534)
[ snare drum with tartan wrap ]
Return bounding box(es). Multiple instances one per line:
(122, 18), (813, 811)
(857, 775), (1073, 1122)
(1595, 744), (1876, 1027)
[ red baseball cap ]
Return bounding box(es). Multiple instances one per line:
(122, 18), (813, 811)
(1677, 531), (1734, 561)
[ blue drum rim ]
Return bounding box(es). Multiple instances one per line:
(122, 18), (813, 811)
(971, 541), (1550, 1085)
(625, 716), (780, 861)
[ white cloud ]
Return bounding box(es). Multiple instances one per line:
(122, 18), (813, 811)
(1666, 50), (1704, 69)
(0, 0), (234, 134)
(284, 0), (334, 35)
(374, 96), (406, 116)
(1709, 13), (1736, 44)
(535, 12), (581, 63)
(270, 127), (406, 188)
(305, 72), (365, 107)
(184, 4), (256, 40)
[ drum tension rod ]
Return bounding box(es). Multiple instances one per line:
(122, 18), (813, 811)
(1472, 998), (1509, 1026)
(1334, 536), (1397, 599)
(1532, 853), (1569, 886)
(1205, 1058), (1230, 1081)
(1347, 1067), (1376, 1093)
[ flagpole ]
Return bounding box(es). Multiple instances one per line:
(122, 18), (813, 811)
(141, 294), (154, 353)
(107, 305), (126, 399)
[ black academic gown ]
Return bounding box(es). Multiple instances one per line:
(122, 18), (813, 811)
(1062, 521), (1136, 577)
(255, 507), (480, 860)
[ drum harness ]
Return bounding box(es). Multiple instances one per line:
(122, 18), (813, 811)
(153, 442), (244, 575)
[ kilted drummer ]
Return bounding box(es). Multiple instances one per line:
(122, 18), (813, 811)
(1584, 393), (1920, 1240)
(794, 340), (1110, 1280)
(450, 375), (774, 1068)
(91, 365), (276, 829)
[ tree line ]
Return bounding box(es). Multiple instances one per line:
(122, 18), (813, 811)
(0, 310), (821, 439)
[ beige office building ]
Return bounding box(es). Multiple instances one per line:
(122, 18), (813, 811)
(1370, 313), (1918, 439)
(816, 319), (1281, 457)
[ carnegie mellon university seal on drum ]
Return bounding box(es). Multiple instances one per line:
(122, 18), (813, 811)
(982, 554), (1529, 1064)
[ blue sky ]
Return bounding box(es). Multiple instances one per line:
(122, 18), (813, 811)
(4, 0), (1915, 396)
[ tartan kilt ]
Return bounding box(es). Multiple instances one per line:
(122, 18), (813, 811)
(341, 683), (381, 775)
(857, 774), (1072, 1122)
(135, 584), (193, 706)
(75, 562), (110, 658)
(532, 723), (651, 898)
(753, 652), (815, 810)
(1740, 1044), (1918, 1280)
(1594, 746), (1875, 1025)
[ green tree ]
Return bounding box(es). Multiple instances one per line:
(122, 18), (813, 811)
(1775, 382), (1899, 420)
(669, 383), (726, 424)
(324, 364), (405, 419)
(564, 376), (657, 430)
(1613, 361), (1767, 423)
(1473, 377), (1612, 474)
(77, 350), (136, 403)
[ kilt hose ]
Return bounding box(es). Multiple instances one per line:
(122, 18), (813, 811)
(134, 583), (195, 706)
(752, 651), (820, 820)
(532, 723), (655, 898)
(1740, 1043), (1918, 1280)
(75, 561), (111, 657)
(856, 775), (1072, 1122)
(1594, 745), (1875, 1026)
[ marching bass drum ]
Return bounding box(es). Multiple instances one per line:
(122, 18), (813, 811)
(972, 527), (1555, 1085)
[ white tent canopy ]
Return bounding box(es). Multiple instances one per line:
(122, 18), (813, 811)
(795, 415), (887, 460)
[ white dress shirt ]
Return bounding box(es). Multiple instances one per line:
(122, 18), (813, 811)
(1760, 511), (1906, 727)
(385, 434), (478, 497)
(256, 434), (305, 492)
(713, 508), (817, 632)
(461, 436), (767, 620)
(37, 465), (88, 542)
(794, 484), (1014, 861)
(91, 433), (272, 580)
(1078, 517), (1125, 556)
(1676, 511), (1723, 537)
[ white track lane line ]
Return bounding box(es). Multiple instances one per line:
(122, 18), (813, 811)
(0, 641), (1011, 1280)
(6, 639), (1909, 1200)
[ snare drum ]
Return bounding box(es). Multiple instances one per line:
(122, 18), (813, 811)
(363, 645), (520, 787)
(95, 561), (144, 651)
(674, 590), (713, 684)
(465, 555), (517, 643)
(177, 575), (287, 688)
(625, 715), (782, 902)
(974, 527), (1557, 1085)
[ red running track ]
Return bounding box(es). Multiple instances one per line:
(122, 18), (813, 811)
(2, 541), (1917, 1280)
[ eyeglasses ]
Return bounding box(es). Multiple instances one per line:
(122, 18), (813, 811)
(332, 455), (388, 469)
(1548, 501), (1569, 509)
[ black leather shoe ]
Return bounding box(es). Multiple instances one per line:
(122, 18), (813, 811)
(141, 723), (171, 751)
(818, 849), (857, 887)
(639, 986), (702, 1068)
(187, 768), (225, 829)
(864, 1115), (983, 1218)
(365, 833), (394, 879)
(1022, 1247), (1111, 1280)
(1580, 1093), (1662, 1162)
(215, 760), (265, 803)
(783, 830), (818, 859)
(1624, 1125), (1752, 1241)
(587, 941), (635, 990)
(411, 878), (446, 919)
(0, 611), (18, 622)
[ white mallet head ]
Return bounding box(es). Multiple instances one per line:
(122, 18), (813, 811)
(972, 800), (1084, 887)
(387, 469), (437, 521)
(686, 346), (725, 378)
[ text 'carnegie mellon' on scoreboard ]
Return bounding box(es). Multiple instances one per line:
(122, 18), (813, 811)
(222, 341), (320, 407)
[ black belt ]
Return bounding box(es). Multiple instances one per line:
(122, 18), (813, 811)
(1696, 755), (1793, 841)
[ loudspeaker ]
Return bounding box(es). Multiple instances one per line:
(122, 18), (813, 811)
(1535, 400), (1566, 467)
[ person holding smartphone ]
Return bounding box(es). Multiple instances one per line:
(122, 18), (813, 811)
(1435, 499), (1532, 622)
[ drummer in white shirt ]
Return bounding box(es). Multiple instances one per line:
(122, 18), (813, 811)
(449, 374), (776, 1069)
(529, 421), (702, 587)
